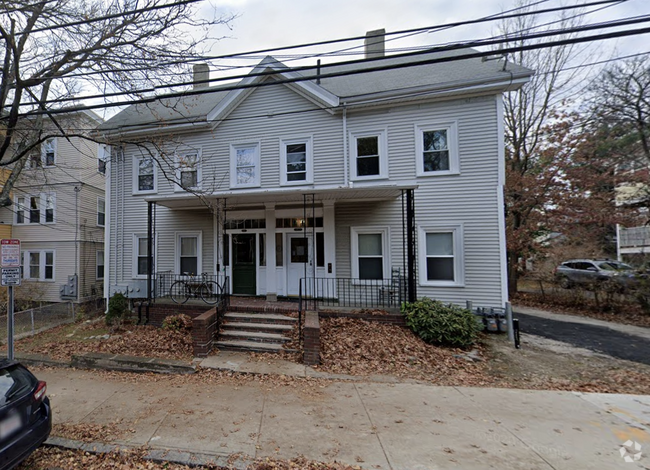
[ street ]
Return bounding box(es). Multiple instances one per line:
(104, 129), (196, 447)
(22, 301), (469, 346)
(36, 367), (650, 470)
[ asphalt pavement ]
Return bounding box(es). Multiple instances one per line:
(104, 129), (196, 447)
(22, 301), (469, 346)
(513, 306), (650, 366)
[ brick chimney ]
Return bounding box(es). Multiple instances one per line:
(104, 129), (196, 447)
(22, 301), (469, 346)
(193, 64), (210, 89)
(364, 29), (385, 59)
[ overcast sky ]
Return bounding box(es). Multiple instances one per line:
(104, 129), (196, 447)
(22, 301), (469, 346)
(200, 0), (649, 68)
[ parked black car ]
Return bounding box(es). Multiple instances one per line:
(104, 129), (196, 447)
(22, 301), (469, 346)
(555, 259), (639, 291)
(0, 360), (51, 470)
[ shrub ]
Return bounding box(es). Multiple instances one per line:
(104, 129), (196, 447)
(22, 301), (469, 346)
(162, 314), (193, 332)
(402, 298), (479, 349)
(106, 293), (129, 327)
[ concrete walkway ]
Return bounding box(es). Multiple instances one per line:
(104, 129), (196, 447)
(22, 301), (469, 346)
(39, 367), (650, 470)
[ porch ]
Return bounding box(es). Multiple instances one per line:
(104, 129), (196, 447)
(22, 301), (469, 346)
(141, 185), (418, 304)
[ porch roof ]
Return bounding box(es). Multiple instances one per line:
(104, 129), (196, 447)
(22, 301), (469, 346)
(145, 184), (417, 209)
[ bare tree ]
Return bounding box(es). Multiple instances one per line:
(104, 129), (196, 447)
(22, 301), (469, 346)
(0, 0), (233, 205)
(497, 0), (597, 294)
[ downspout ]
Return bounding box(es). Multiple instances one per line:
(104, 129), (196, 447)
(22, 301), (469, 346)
(342, 104), (348, 186)
(104, 154), (111, 314)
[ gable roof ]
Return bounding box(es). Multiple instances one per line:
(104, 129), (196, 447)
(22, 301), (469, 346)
(99, 48), (533, 136)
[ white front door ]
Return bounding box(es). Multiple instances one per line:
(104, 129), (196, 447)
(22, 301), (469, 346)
(286, 233), (313, 296)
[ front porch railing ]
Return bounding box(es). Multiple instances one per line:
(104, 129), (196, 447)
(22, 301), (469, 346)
(298, 276), (404, 313)
(154, 271), (230, 312)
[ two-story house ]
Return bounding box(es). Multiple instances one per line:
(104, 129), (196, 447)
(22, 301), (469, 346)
(100, 31), (533, 309)
(0, 111), (106, 304)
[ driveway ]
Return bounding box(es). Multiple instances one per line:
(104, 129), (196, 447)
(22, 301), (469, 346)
(513, 306), (650, 366)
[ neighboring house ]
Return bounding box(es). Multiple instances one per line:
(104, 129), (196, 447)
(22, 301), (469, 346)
(0, 169), (13, 240)
(100, 30), (533, 308)
(0, 112), (106, 303)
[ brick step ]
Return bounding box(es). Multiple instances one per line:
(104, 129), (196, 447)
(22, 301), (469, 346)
(221, 322), (293, 334)
(223, 312), (297, 326)
(215, 339), (295, 354)
(219, 330), (290, 344)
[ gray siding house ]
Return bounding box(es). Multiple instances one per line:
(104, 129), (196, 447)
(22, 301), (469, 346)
(0, 112), (106, 304)
(100, 33), (532, 309)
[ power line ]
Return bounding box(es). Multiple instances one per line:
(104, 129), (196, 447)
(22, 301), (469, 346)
(5, 0), (621, 85)
(8, 13), (650, 120)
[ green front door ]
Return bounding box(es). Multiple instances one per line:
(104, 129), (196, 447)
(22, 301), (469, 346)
(232, 234), (256, 295)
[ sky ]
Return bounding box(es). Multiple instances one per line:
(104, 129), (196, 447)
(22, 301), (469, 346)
(199, 0), (650, 66)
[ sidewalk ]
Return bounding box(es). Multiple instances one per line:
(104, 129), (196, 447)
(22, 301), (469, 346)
(39, 365), (650, 470)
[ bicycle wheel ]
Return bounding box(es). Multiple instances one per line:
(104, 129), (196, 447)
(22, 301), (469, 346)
(200, 281), (221, 305)
(170, 280), (189, 304)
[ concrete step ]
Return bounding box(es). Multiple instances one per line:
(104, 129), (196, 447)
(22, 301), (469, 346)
(215, 339), (289, 354)
(219, 330), (290, 344)
(224, 312), (297, 325)
(221, 322), (293, 334)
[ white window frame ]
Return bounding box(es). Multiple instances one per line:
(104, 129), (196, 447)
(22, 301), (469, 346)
(133, 156), (157, 194)
(15, 193), (55, 225)
(97, 197), (105, 227)
(42, 138), (56, 167)
(98, 144), (109, 175)
(44, 193), (55, 224)
(22, 250), (55, 282)
(350, 226), (390, 281)
(174, 149), (202, 192)
(175, 231), (202, 276)
(280, 137), (313, 185)
(415, 121), (459, 176)
(96, 250), (105, 280)
(230, 142), (260, 188)
(350, 130), (388, 180)
(132, 233), (156, 279)
(418, 224), (464, 287)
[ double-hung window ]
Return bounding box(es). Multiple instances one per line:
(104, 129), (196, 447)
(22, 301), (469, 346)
(23, 251), (54, 281)
(42, 138), (56, 166)
(134, 156), (156, 193)
(44, 194), (55, 223)
(133, 234), (153, 278)
(176, 232), (201, 275)
(351, 131), (387, 180)
(97, 197), (105, 227)
(97, 251), (105, 280)
(98, 144), (109, 174)
(351, 227), (389, 280)
(230, 143), (260, 188)
(281, 138), (312, 185)
(175, 150), (201, 191)
(416, 122), (459, 176)
(418, 225), (464, 286)
(15, 193), (55, 224)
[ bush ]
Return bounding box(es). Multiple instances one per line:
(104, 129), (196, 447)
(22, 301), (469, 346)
(106, 293), (129, 327)
(402, 298), (479, 349)
(162, 314), (193, 332)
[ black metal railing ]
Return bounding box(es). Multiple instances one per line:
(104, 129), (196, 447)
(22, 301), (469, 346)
(155, 272), (230, 310)
(298, 276), (404, 313)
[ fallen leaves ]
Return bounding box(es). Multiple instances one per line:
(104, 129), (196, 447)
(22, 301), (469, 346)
(23, 324), (194, 361)
(19, 447), (363, 470)
(316, 318), (493, 385)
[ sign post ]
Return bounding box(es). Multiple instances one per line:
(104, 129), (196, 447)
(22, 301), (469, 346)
(2, 239), (21, 361)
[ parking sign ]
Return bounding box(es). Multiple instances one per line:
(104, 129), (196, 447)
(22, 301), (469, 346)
(1, 239), (20, 268)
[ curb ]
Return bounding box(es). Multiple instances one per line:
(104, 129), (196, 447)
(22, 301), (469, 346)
(45, 436), (251, 469)
(70, 352), (196, 374)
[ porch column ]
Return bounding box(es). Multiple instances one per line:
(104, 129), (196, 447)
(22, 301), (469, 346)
(265, 203), (277, 301)
(323, 201), (336, 278)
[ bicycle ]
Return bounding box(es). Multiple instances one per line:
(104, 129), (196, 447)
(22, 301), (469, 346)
(169, 273), (222, 305)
